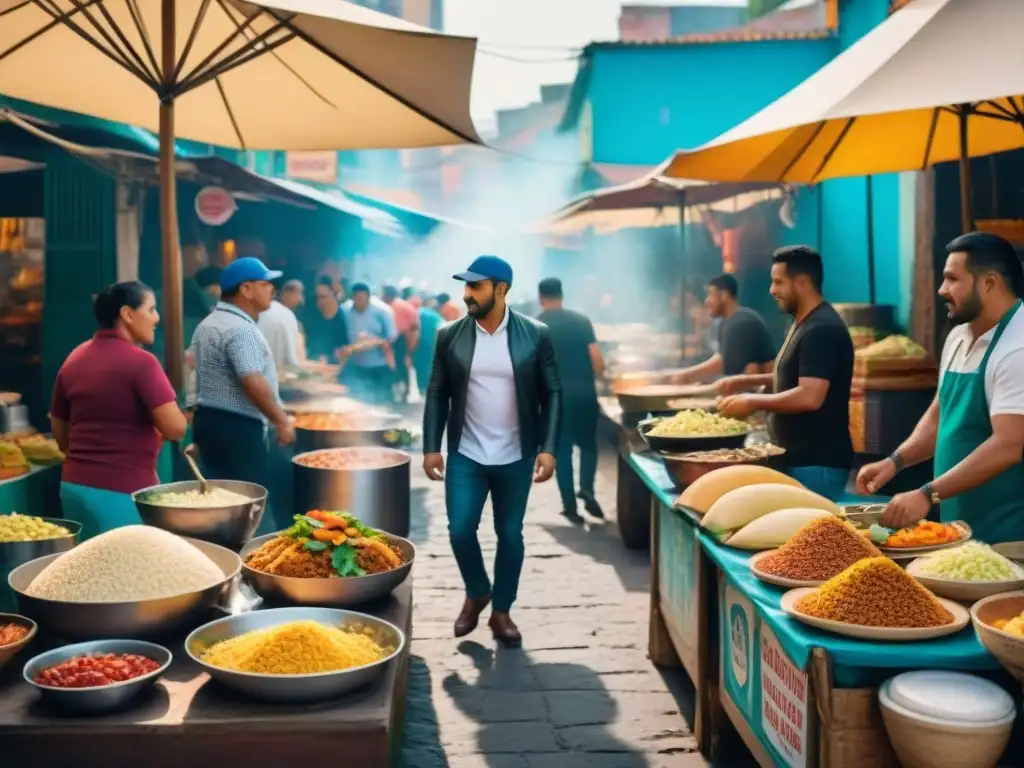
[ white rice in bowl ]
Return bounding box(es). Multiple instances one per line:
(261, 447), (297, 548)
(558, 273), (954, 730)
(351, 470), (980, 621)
(26, 525), (225, 602)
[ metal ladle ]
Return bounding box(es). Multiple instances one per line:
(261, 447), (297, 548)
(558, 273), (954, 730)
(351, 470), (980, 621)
(183, 444), (210, 495)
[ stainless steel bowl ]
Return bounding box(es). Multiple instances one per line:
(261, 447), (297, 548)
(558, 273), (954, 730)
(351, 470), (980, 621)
(239, 532), (414, 607)
(0, 612), (37, 672)
(0, 518), (81, 571)
(23, 639), (172, 714)
(132, 480), (267, 550)
(8, 537), (241, 640)
(185, 606), (405, 703)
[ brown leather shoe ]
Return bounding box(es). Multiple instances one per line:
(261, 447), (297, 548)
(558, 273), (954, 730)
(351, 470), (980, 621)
(454, 596), (491, 638)
(488, 612), (522, 648)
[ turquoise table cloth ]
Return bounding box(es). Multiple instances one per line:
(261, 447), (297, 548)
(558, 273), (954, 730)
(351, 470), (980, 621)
(626, 451), (1001, 686)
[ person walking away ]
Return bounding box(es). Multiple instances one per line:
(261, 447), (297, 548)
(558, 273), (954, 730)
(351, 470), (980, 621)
(50, 282), (187, 540)
(304, 276), (350, 365)
(671, 273), (776, 383)
(536, 277), (605, 522)
(412, 297), (443, 401)
(437, 292), (462, 323)
(382, 284), (420, 404)
(423, 256), (561, 647)
(717, 247), (854, 499)
(258, 279), (303, 371)
(858, 232), (1024, 542)
(191, 258), (295, 533)
(342, 283), (398, 405)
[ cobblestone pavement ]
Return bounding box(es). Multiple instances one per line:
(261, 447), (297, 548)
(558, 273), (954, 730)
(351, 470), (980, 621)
(398, 445), (719, 768)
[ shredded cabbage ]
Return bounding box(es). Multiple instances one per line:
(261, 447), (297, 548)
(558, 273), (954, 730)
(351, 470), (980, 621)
(915, 542), (1022, 582)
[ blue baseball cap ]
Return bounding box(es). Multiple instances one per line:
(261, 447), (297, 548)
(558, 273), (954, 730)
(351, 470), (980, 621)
(220, 257), (282, 291)
(453, 255), (513, 285)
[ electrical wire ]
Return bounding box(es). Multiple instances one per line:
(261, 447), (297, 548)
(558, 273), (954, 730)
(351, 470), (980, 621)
(476, 48), (581, 63)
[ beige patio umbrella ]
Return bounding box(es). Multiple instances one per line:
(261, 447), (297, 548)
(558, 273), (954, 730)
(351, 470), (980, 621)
(0, 0), (482, 388)
(659, 0), (1024, 236)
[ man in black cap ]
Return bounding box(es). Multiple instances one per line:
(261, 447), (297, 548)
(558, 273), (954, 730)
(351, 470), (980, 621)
(423, 255), (562, 647)
(537, 277), (605, 522)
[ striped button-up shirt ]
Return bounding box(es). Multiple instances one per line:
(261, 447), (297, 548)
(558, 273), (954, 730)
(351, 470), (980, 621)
(192, 302), (280, 423)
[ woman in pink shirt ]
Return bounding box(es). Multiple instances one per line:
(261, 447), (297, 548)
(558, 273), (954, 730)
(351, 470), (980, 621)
(51, 282), (187, 539)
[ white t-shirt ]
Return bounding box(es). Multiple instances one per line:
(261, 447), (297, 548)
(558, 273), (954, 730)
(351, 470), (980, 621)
(938, 306), (1024, 416)
(458, 306), (522, 466)
(257, 300), (301, 370)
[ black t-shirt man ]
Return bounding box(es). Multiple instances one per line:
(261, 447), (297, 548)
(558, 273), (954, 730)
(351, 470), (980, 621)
(537, 307), (598, 404)
(718, 307), (776, 376)
(769, 302), (854, 469)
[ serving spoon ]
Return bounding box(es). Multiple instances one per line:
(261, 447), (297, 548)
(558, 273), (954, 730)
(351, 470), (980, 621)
(182, 444), (210, 496)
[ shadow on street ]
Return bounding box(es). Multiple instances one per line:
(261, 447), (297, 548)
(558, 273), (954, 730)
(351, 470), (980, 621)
(537, 519), (649, 594)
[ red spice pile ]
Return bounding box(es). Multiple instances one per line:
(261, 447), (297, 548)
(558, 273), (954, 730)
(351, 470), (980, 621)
(758, 516), (882, 582)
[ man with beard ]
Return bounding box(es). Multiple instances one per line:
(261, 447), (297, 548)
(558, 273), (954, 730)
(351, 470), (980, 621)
(858, 233), (1024, 542)
(671, 273), (776, 382)
(423, 256), (561, 647)
(717, 246), (854, 499)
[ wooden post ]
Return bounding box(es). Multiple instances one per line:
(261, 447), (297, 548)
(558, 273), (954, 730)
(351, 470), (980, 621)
(160, 0), (183, 391)
(958, 105), (975, 234)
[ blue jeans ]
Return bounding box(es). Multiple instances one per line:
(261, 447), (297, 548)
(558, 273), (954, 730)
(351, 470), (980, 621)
(445, 451), (534, 613)
(788, 466), (850, 501)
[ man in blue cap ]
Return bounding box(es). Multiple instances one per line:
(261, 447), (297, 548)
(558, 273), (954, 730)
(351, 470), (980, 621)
(422, 255), (562, 647)
(191, 257), (295, 533)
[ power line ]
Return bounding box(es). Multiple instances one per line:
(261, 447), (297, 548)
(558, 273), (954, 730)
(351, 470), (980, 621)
(477, 48), (581, 63)
(476, 41), (584, 52)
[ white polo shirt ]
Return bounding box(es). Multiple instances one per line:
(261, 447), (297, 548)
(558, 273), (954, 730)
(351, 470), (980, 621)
(257, 300), (301, 370)
(459, 306), (522, 466)
(938, 306), (1024, 416)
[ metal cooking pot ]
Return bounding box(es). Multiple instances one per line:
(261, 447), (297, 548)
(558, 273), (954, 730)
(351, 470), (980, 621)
(292, 412), (406, 453)
(292, 448), (411, 537)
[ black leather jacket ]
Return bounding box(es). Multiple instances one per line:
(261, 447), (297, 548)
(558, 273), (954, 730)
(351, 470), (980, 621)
(423, 310), (562, 457)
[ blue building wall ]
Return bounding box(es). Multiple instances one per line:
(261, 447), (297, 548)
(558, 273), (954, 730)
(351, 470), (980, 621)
(580, 5), (917, 325)
(588, 39), (837, 165)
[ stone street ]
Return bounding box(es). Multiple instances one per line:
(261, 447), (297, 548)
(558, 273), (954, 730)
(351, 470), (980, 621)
(398, 445), (730, 768)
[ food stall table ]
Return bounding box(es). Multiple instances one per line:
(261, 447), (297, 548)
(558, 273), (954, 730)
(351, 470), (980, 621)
(599, 397), (653, 551)
(0, 578), (413, 768)
(701, 537), (1008, 767)
(626, 452), (720, 753)
(0, 463), (62, 612)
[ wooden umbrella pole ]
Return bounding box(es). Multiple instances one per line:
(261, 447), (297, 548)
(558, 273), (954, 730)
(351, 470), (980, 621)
(159, 0), (184, 392)
(958, 104), (975, 234)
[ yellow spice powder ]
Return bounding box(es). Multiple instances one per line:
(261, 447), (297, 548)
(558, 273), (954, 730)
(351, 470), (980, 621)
(796, 557), (953, 628)
(200, 619), (392, 674)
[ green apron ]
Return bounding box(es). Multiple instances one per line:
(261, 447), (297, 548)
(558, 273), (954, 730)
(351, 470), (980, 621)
(934, 300), (1024, 543)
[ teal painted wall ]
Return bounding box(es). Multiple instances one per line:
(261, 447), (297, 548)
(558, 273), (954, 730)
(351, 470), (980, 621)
(588, 39), (837, 165)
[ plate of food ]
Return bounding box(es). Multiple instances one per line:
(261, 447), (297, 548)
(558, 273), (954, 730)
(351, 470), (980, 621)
(873, 520), (971, 558)
(905, 542), (1024, 602)
(240, 510), (413, 607)
(780, 557), (970, 641)
(638, 409), (750, 453)
(748, 516), (884, 588)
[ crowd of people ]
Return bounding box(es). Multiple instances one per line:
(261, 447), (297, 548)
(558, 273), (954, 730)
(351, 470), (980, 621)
(41, 229), (1024, 647)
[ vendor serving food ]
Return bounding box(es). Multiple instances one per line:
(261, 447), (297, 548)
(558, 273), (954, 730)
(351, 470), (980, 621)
(858, 232), (1024, 542)
(717, 247), (854, 500)
(669, 274), (776, 383)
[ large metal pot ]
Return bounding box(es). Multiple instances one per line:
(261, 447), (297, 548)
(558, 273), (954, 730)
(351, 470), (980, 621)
(292, 447), (411, 537)
(292, 411), (407, 453)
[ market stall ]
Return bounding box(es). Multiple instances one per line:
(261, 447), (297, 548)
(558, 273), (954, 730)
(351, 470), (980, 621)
(0, 579), (412, 768)
(628, 451), (1022, 767)
(0, 473), (415, 768)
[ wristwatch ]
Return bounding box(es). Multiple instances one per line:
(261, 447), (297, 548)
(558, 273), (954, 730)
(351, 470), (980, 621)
(888, 450), (905, 473)
(920, 482), (941, 505)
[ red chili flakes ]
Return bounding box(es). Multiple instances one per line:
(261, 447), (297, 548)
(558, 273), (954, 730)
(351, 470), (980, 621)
(0, 623), (29, 647)
(34, 653), (161, 688)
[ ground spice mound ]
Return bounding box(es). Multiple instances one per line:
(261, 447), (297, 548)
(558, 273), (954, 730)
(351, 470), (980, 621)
(795, 557), (954, 628)
(758, 516), (882, 582)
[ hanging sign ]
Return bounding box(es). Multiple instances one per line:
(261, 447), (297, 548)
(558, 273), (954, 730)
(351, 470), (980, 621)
(195, 186), (237, 226)
(285, 151), (339, 184)
(760, 625), (808, 768)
